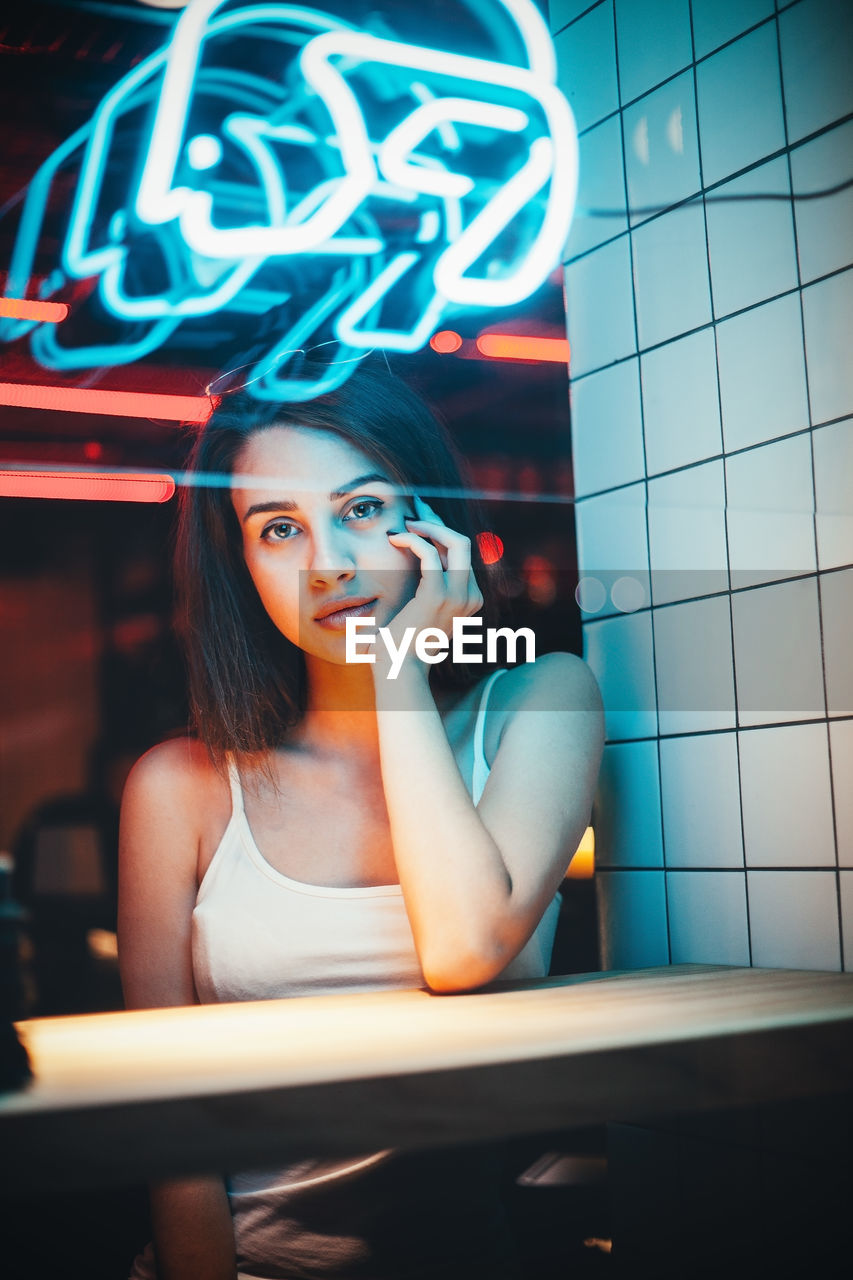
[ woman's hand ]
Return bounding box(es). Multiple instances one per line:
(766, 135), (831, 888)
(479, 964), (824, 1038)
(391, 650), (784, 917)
(378, 494), (483, 680)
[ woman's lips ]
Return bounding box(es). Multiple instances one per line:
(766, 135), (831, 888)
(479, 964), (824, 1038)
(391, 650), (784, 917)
(313, 598), (379, 631)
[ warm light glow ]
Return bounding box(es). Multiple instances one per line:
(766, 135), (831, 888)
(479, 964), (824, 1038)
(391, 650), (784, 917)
(566, 826), (594, 879)
(0, 382), (216, 423)
(476, 334), (570, 363)
(0, 470), (176, 503)
(476, 531), (504, 564)
(0, 298), (69, 323)
(430, 330), (463, 354)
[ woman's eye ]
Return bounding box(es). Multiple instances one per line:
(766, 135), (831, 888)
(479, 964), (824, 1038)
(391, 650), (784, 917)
(344, 498), (384, 522)
(262, 520), (298, 541)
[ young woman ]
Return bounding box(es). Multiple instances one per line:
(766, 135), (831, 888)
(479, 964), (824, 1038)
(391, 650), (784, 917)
(119, 366), (604, 1280)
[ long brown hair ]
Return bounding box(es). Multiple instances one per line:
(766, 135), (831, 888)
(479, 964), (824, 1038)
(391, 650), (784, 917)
(175, 364), (504, 765)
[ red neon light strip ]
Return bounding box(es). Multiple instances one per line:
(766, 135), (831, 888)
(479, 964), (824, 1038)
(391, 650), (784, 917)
(0, 470), (176, 503)
(476, 334), (571, 363)
(0, 297), (69, 323)
(0, 382), (217, 423)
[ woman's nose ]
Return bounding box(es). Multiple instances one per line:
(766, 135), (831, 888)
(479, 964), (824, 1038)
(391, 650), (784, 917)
(307, 525), (356, 586)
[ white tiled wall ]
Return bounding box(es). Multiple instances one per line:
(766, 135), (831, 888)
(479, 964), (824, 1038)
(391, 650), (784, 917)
(695, 24), (785, 185)
(659, 732), (744, 867)
(813, 420), (853, 569)
(666, 871), (751, 964)
(705, 159), (798, 316)
(716, 294), (809, 451)
(653, 595), (736, 733)
(640, 328), (722, 474)
(595, 740), (664, 868)
(623, 71), (701, 224)
(556, 0), (853, 971)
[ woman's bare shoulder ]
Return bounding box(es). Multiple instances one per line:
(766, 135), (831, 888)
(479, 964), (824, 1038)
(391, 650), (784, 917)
(494, 651), (603, 713)
(123, 736), (226, 810)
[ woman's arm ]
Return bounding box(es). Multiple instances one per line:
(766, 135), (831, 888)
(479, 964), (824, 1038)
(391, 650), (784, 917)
(118, 740), (238, 1280)
(377, 501), (604, 993)
(374, 649), (604, 994)
(148, 1177), (236, 1280)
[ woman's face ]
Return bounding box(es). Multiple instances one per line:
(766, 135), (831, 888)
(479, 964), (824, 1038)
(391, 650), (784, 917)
(230, 425), (419, 664)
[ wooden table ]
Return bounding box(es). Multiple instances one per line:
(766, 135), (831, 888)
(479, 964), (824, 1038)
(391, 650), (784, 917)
(3, 964), (853, 1192)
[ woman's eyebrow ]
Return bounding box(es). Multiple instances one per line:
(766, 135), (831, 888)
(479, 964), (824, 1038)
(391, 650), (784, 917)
(241, 474), (394, 522)
(329, 472), (394, 500)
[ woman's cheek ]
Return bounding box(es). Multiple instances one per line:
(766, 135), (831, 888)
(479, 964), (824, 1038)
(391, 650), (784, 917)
(247, 559), (300, 637)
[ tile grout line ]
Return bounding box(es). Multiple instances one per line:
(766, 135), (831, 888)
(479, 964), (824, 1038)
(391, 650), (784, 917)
(613, 0), (671, 965)
(574, 412), (853, 500)
(773, 0), (845, 972)
(565, 266), (853, 380)
(685, 0), (753, 965)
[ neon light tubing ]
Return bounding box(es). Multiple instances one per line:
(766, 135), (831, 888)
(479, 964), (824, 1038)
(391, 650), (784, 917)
(0, 382), (216, 423)
(0, 470), (176, 503)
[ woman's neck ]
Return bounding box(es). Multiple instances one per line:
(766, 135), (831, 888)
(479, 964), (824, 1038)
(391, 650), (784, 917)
(295, 656), (382, 758)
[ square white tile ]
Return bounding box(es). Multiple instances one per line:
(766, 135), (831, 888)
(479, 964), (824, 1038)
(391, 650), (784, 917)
(691, 0), (774, 59)
(565, 115), (628, 260)
(811, 421), (853, 571)
(732, 577), (826, 726)
(631, 201), (712, 348)
(747, 870), (841, 969)
(739, 723), (835, 866)
(830, 720), (853, 866)
(571, 358), (646, 497)
(641, 329), (722, 475)
(696, 25), (785, 187)
(840, 870), (853, 969)
(802, 269), (853, 425)
(574, 482), (649, 618)
(555, 1), (619, 134)
(623, 71), (700, 226)
(666, 871), (751, 964)
(820, 567), (853, 716)
(660, 732), (744, 867)
(597, 870), (670, 968)
(595, 741), (664, 867)
(778, 0), (853, 144)
(583, 611), (658, 740)
(614, 0), (692, 103)
(790, 121), (853, 284)
(706, 158), (798, 318)
(564, 235), (636, 376)
(648, 461), (728, 604)
(725, 434), (817, 589)
(653, 596), (736, 734)
(716, 293), (809, 452)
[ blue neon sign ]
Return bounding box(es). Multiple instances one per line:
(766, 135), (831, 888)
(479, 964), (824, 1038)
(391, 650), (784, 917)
(1, 0), (578, 401)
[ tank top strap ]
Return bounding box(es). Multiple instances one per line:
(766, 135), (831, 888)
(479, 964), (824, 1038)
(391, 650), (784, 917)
(226, 754), (245, 817)
(471, 668), (508, 806)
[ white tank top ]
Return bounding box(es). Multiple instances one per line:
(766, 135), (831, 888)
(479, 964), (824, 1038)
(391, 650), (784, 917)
(192, 668), (561, 1005)
(131, 670), (562, 1279)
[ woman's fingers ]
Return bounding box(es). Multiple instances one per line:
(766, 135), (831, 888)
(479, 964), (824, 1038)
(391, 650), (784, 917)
(409, 496), (456, 570)
(393, 499), (483, 623)
(395, 528), (482, 620)
(467, 566), (485, 615)
(407, 498), (485, 614)
(403, 520), (449, 571)
(386, 530), (444, 583)
(404, 519), (470, 572)
(413, 493), (439, 522)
